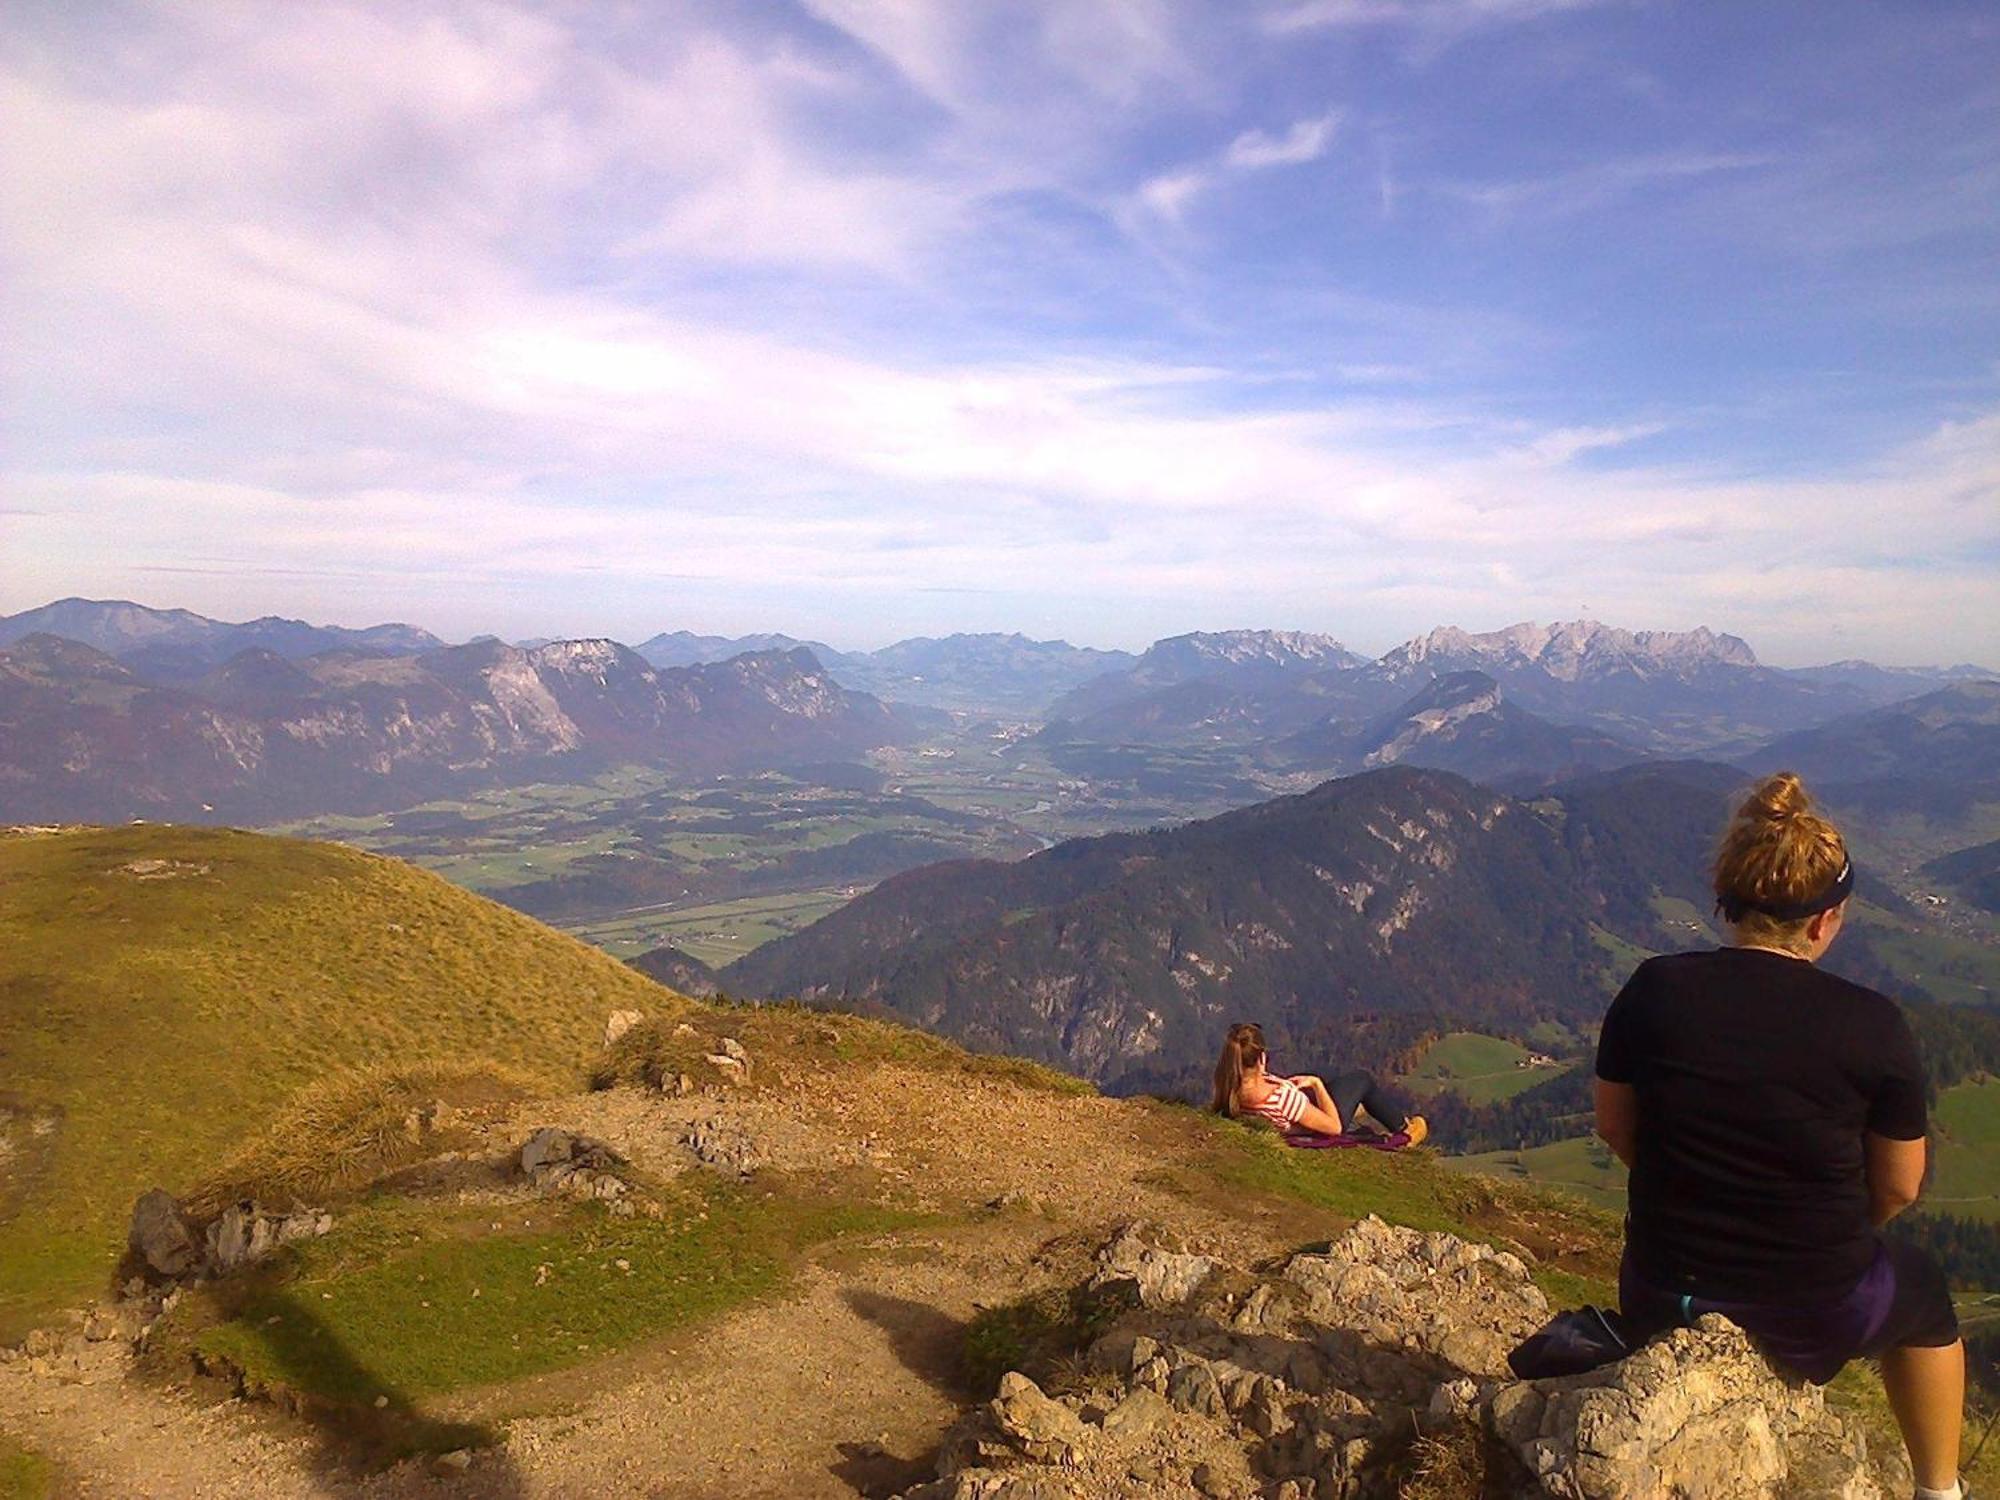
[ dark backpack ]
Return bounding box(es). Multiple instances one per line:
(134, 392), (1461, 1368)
(1506, 1306), (1632, 1380)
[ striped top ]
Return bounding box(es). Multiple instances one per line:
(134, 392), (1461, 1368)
(1242, 1075), (1309, 1135)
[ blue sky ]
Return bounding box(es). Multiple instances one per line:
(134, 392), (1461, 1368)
(2, 0), (1996, 663)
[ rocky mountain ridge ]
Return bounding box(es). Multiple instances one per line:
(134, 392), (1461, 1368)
(0, 634), (907, 822)
(0, 597), (443, 685)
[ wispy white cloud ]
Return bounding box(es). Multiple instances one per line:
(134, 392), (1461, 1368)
(1135, 110), (1341, 224)
(1435, 149), (1779, 219)
(1226, 112), (1341, 169)
(0, 0), (1994, 662)
(1263, 0), (1608, 38)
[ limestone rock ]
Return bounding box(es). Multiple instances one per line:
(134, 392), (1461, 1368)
(206, 1201), (333, 1274)
(1493, 1315), (1887, 1499)
(1093, 1222), (1215, 1308)
(682, 1115), (767, 1179)
(893, 1225), (1901, 1500)
(128, 1189), (203, 1278)
(519, 1128), (629, 1201)
(603, 1010), (645, 1047)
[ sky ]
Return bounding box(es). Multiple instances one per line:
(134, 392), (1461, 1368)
(2, 1), (1997, 665)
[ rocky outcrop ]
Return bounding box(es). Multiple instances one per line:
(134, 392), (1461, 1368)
(602, 1009), (645, 1048)
(1489, 1315), (1898, 1500)
(127, 1190), (331, 1282)
(682, 1114), (767, 1179)
(518, 1127), (633, 1209)
(205, 1201), (335, 1275)
(895, 1218), (1897, 1500)
(128, 1189), (205, 1279)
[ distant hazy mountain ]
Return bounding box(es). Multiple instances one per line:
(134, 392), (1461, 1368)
(1369, 620), (1853, 752)
(0, 597), (442, 684)
(635, 629), (837, 670)
(1049, 630), (1370, 725)
(829, 633), (1137, 715)
(722, 762), (1743, 1091)
(1286, 671), (1643, 789)
(0, 634), (909, 823)
(1785, 660), (1999, 706)
(636, 629), (1134, 715)
(1047, 619), (1895, 757)
(1744, 680), (2000, 817)
(1378, 620), (1758, 682)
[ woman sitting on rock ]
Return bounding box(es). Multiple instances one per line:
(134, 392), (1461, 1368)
(1211, 1021), (1427, 1146)
(1595, 771), (1966, 1500)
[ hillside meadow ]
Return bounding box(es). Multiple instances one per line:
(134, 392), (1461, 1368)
(0, 824), (677, 1339)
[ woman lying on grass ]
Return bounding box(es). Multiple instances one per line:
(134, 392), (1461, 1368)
(1211, 1021), (1427, 1147)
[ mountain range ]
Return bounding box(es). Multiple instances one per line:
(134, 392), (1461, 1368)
(1279, 670), (1644, 790)
(0, 598), (442, 686)
(3, 598), (1994, 828)
(638, 629), (1136, 714)
(0, 634), (905, 822)
(1043, 619), (1991, 757)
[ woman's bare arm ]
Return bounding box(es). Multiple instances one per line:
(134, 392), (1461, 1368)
(1594, 1079), (1638, 1169)
(1293, 1099), (1345, 1136)
(1865, 1132), (1927, 1225)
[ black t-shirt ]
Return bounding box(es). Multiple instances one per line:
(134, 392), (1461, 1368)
(1596, 948), (1927, 1305)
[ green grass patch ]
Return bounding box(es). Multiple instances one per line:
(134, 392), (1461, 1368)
(0, 824), (681, 1340)
(1649, 894), (1719, 946)
(1928, 1077), (2000, 1220)
(0, 1436), (53, 1500)
(1855, 917), (2000, 1008)
(1589, 924), (1656, 989)
(178, 1183), (920, 1410)
(1453, 1135), (1630, 1214)
(564, 887), (862, 964)
(1404, 1032), (1569, 1105)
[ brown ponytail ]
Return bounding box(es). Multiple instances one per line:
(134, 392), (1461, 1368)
(1211, 1022), (1267, 1115)
(1713, 772), (1849, 954)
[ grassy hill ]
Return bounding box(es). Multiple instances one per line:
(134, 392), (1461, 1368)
(0, 824), (677, 1339)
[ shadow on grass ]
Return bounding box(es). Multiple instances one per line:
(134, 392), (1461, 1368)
(223, 1290), (525, 1495)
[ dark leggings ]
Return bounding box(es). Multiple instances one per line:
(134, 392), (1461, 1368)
(1329, 1070), (1410, 1132)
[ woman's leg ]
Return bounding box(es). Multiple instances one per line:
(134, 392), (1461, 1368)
(1329, 1071), (1409, 1133)
(1880, 1339), (1964, 1493)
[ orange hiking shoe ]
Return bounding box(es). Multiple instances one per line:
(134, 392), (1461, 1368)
(1402, 1115), (1429, 1148)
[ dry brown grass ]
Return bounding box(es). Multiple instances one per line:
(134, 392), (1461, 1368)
(187, 1061), (535, 1215)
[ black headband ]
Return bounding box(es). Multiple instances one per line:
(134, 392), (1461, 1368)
(1717, 858), (1854, 924)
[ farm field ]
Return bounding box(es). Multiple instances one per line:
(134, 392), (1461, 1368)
(1931, 1077), (2000, 1222)
(1454, 1135), (1629, 1213)
(1404, 1032), (1571, 1104)
(266, 728), (1295, 966)
(562, 886), (863, 965)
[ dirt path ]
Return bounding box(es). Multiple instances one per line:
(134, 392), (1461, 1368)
(0, 1068), (1335, 1499)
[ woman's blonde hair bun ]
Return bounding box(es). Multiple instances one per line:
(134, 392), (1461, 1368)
(1739, 770), (1813, 823)
(1713, 771), (1848, 948)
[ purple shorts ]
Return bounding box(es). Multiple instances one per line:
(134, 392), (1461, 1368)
(1619, 1238), (1958, 1384)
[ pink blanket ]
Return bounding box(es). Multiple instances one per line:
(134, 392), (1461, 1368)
(1283, 1128), (1411, 1152)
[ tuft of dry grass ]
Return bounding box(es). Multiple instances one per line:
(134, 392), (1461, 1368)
(187, 1061), (534, 1216)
